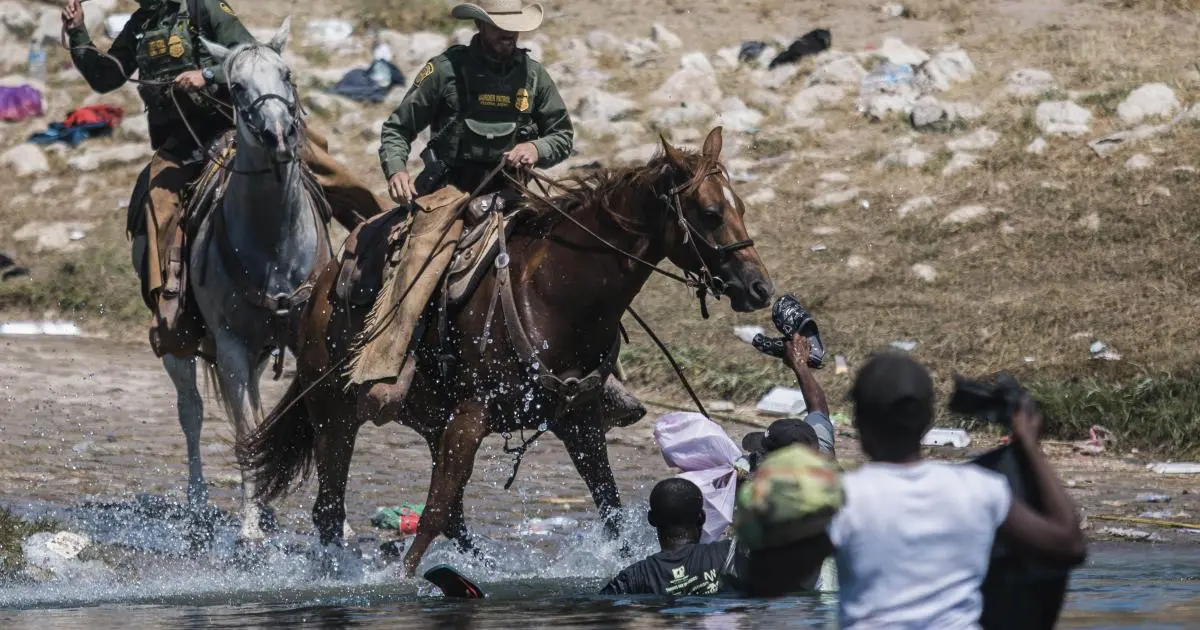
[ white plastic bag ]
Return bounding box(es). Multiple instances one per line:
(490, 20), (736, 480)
(654, 412), (741, 543)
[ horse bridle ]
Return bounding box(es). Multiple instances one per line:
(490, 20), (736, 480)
(223, 45), (303, 173)
(658, 167), (756, 316)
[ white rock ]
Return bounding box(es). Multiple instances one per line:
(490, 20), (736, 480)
(862, 92), (918, 119)
(303, 18), (356, 52)
(1005, 69), (1056, 98)
(120, 114), (150, 142)
(897, 195), (935, 217)
(744, 188), (777, 205)
(401, 32), (451, 67)
(812, 225), (840, 236)
(1124, 153), (1153, 170)
(805, 53), (867, 87)
(918, 47), (976, 91)
(66, 143), (152, 172)
(881, 2), (907, 18)
(1035, 101), (1092, 136)
(577, 91), (637, 122)
(751, 65), (801, 90)
(1026, 137), (1048, 155)
(942, 205), (997, 225)
(946, 128), (999, 152)
(945, 101), (984, 120)
(680, 52), (715, 75)
(650, 64), (721, 107)
(846, 255), (871, 270)
(809, 188), (860, 209)
(786, 85), (845, 122)
(746, 89), (786, 109)
(877, 37), (929, 66)
(1, 2), (36, 35)
(714, 97), (763, 133)
(942, 152), (979, 176)
(1079, 212), (1101, 231)
(911, 263), (938, 282)
(13, 221), (96, 251)
(819, 172), (851, 185)
(586, 30), (624, 53)
(30, 178), (58, 195)
(623, 38), (660, 63)
(714, 45), (741, 70)
(650, 23), (683, 49)
(878, 146), (930, 169)
(911, 98), (948, 129)
(651, 102), (717, 127)
(1, 144), (49, 177)
(615, 143), (659, 164)
(1117, 83), (1181, 124)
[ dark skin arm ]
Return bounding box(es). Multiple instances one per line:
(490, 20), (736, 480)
(998, 400), (1087, 564)
(783, 334), (829, 417)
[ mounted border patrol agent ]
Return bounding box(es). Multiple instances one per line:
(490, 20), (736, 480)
(354, 0), (642, 429)
(62, 0), (388, 357)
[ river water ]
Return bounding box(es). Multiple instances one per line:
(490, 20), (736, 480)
(0, 498), (1197, 629)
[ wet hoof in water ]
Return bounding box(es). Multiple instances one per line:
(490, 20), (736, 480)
(313, 542), (363, 579)
(184, 503), (223, 553)
(258, 505), (279, 534)
(618, 539), (635, 560)
(232, 537), (268, 569)
(379, 539), (406, 561)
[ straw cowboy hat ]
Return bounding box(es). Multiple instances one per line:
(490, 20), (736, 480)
(451, 0), (544, 33)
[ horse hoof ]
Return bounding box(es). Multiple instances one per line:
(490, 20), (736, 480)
(185, 503), (221, 553)
(258, 505), (279, 534)
(232, 537), (268, 569)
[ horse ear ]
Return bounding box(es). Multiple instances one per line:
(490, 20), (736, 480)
(268, 16), (292, 53)
(702, 126), (724, 160)
(201, 37), (232, 63)
(659, 133), (687, 168)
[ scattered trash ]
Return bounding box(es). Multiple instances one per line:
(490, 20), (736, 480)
(859, 62), (915, 97)
(0, 321), (82, 336)
(1023, 356), (1036, 363)
(834, 354), (848, 375)
(105, 13), (134, 39)
(330, 60), (406, 103)
(706, 400), (736, 413)
(1089, 340), (1121, 361)
(1100, 526), (1163, 542)
(1136, 493), (1172, 503)
(1149, 462), (1200, 474)
(860, 199), (871, 209)
(880, 2), (907, 18)
(518, 516), (579, 536)
(768, 29), (832, 69)
(756, 386), (808, 416)
(304, 18), (355, 49)
(922, 428), (971, 448)
(738, 41), (768, 63)
(0, 252), (29, 281)
(810, 243), (827, 252)
(733, 325), (765, 345)
(27, 39), (46, 83)
(1139, 510), (1188, 520)
(654, 412), (740, 543)
(1073, 425), (1112, 456)
(371, 503), (424, 535)
(0, 85), (43, 122)
(890, 339), (918, 351)
(28, 105), (125, 147)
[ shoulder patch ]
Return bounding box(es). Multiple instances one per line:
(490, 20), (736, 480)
(414, 62), (435, 87)
(218, 2), (235, 15)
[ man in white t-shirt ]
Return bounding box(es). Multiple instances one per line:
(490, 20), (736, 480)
(828, 351), (1086, 629)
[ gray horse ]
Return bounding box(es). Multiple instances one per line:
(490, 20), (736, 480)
(134, 18), (331, 543)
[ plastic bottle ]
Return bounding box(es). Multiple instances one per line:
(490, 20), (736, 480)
(27, 38), (47, 82)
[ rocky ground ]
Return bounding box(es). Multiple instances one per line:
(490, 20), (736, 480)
(5, 0), (1200, 575)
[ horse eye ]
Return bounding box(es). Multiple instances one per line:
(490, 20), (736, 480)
(700, 205), (724, 229)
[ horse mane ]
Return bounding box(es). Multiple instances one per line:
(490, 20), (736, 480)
(519, 147), (721, 236)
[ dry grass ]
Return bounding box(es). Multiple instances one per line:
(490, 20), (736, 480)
(0, 508), (57, 578)
(354, 0), (457, 34)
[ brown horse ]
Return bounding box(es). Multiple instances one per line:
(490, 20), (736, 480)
(241, 127), (774, 575)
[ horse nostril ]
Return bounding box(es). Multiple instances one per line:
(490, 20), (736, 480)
(750, 279), (774, 304)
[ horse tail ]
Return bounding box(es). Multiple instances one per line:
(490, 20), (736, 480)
(237, 376), (316, 504)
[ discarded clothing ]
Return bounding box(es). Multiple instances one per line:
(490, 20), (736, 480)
(0, 252), (29, 281)
(769, 29), (832, 69)
(28, 105), (126, 147)
(372, 503), (424, 534)
(330, 60), (405, 103)
(0, 85), (44, 122)
(655, 412), (741, 544)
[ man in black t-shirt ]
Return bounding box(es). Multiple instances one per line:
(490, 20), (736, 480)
(600, 478), (745, 596)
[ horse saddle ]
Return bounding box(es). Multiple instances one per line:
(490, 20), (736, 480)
(334, 198), (521, 309)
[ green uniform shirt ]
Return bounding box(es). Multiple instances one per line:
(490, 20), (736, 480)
(67, 0), (254, 150)
(379, 36), (574, 180)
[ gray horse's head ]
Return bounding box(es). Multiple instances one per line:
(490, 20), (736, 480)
(203, 18), (301, 162)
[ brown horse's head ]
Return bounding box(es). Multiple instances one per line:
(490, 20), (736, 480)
(656, 127), (774, 312)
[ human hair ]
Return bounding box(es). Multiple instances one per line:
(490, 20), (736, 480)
(648, 478), (705, 538)
(855, 394), (934, 462)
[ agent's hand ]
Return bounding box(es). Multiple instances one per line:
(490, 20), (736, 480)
(174, 70), (207, 93)
(62, 0), (85, 32)
(783, 334), (811, 371)
(1011, 398), (1044, 447)
(388, 171), (416, 204)
(504, 142), (538, 168)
